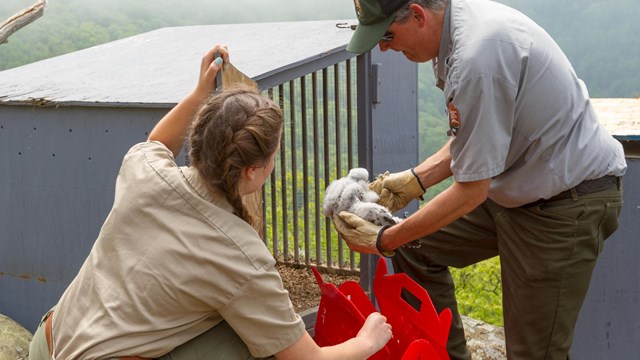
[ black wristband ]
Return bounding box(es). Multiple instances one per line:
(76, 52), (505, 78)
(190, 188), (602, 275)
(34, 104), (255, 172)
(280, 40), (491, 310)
(410, 168), (427, 202)
(375, 225), (396, 258)
(410, 167), (427, 192)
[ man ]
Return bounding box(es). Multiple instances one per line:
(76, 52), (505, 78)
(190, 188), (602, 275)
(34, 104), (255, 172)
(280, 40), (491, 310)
(333, 0), (627, 359)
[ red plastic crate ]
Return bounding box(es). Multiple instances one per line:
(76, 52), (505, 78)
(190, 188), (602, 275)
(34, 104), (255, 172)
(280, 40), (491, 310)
(312, 257), (452, 359)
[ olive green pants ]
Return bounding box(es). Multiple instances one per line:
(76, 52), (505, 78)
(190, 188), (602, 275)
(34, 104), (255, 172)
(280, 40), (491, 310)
(157, 321), (275, 360)
(392, 180), (623, 360)
(30, 316), (275, 360)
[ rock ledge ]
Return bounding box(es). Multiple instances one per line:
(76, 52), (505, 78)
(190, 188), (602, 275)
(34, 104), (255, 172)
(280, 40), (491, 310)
(0, 314), (32, 360)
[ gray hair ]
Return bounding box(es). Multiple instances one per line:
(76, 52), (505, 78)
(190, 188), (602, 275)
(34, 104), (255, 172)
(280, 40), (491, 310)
(394, 0), (448, 22)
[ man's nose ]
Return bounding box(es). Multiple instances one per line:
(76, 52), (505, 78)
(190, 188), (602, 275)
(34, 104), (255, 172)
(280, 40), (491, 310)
(378, 41), (391, 52)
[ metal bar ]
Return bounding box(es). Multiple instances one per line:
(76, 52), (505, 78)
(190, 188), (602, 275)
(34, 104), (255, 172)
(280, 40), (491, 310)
(312, 71), (322, 266)
(355, 53), (377, 297)
(278, 84), (289, 262)
(346, 59), (357, 270)
(334, 64), (344, 268)
(262, 183), (268, 245)
(289, 80), (300, 262)
(301, 75), (311, 265)
(267, 88), (279, 259)
(322, 68), (332, 268)
(259, 59), (363, 272)
(347, 59), (355, 171)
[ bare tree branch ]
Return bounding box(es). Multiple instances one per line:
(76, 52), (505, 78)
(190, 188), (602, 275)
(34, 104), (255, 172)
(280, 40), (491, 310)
(0, 0), (47, 45)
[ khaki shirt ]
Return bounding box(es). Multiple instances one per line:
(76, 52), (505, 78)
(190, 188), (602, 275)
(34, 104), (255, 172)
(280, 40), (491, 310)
(52, 141), (304, 359)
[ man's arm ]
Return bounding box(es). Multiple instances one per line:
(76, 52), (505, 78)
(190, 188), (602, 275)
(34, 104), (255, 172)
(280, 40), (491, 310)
(335, 139), (490, 255)
(413, 138), (454, 189)
(376, 138), (490, 250)
(378, 177), (490, 253)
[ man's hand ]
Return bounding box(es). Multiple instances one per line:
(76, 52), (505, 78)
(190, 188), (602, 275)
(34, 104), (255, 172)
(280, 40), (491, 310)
(333, 211), (394, 257)
(368, 169), (426, 212)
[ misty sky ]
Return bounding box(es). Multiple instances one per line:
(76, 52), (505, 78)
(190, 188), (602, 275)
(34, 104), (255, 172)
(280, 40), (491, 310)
(1, 0), (357, 24)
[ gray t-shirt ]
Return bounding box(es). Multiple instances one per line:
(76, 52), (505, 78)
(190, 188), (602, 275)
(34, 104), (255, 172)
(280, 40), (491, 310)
(434, 0), (626, 207)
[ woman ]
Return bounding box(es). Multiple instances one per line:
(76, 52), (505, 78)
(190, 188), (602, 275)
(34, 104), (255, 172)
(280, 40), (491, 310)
(29, 44), (392, 360)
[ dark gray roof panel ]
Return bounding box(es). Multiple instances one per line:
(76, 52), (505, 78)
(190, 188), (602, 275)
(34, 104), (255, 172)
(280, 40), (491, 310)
(0, 20), (356, 106)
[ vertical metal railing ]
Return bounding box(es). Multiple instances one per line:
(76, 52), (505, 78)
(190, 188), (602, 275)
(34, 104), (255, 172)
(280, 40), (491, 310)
(262, 58), (359, 274)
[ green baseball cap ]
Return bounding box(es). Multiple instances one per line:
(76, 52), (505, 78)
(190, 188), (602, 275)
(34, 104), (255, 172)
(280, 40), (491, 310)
(347, 0), (410, 54)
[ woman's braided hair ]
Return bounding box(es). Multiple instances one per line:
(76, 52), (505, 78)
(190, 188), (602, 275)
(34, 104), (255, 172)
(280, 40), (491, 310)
(189, 84), (283, 225)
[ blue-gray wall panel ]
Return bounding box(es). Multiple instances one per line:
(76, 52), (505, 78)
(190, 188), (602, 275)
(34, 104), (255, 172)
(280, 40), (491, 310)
(369, 50), (419, 176)
(370, 49), (419, 217)
(0, 105), (171, 332)
(358, 49), (419, 298)
(571, 158), (640, 358)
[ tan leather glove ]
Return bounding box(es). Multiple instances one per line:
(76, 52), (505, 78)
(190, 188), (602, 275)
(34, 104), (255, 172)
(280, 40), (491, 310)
(368, 168), (426, 213)
(333, 211), (395, 257)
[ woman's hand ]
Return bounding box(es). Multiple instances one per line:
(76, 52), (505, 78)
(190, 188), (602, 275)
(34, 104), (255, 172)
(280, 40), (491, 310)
(193, 44), (229, 100)
(148, 43), (229, 157)
(355, 312), (393, 355)
(275, 312), (392, 360)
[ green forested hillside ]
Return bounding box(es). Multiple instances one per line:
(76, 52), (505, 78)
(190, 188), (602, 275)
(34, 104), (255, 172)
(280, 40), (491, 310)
(501, 0), (640, 98)
(0, 0), (354, 70)
(1, 0), (638, 97)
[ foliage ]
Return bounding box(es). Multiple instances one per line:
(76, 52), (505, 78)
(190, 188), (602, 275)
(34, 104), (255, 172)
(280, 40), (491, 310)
(451, 258), (504, 326)
(499, 0), (640, 98)
(2, 0), (638, 97)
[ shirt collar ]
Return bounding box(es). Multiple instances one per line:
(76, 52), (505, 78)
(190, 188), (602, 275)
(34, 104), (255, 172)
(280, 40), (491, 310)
(180, 166), (235, 214)
(434, 1), (452, 90)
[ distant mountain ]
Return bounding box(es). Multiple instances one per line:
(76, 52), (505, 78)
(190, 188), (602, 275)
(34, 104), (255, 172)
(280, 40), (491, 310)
(500, 0), (639, 98)
(1, 0), (638, 97)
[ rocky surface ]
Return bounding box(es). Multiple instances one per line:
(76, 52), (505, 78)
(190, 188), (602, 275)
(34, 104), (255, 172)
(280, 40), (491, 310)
(0, 314), (32, 360)
(461, 315), (506, 359)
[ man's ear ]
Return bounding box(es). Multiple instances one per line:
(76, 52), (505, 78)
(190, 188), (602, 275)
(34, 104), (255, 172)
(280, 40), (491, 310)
(410, 3), (427, 26)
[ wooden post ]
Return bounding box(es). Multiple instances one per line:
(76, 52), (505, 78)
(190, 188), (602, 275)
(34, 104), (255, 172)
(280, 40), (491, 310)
(0, 0), (47, 45)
